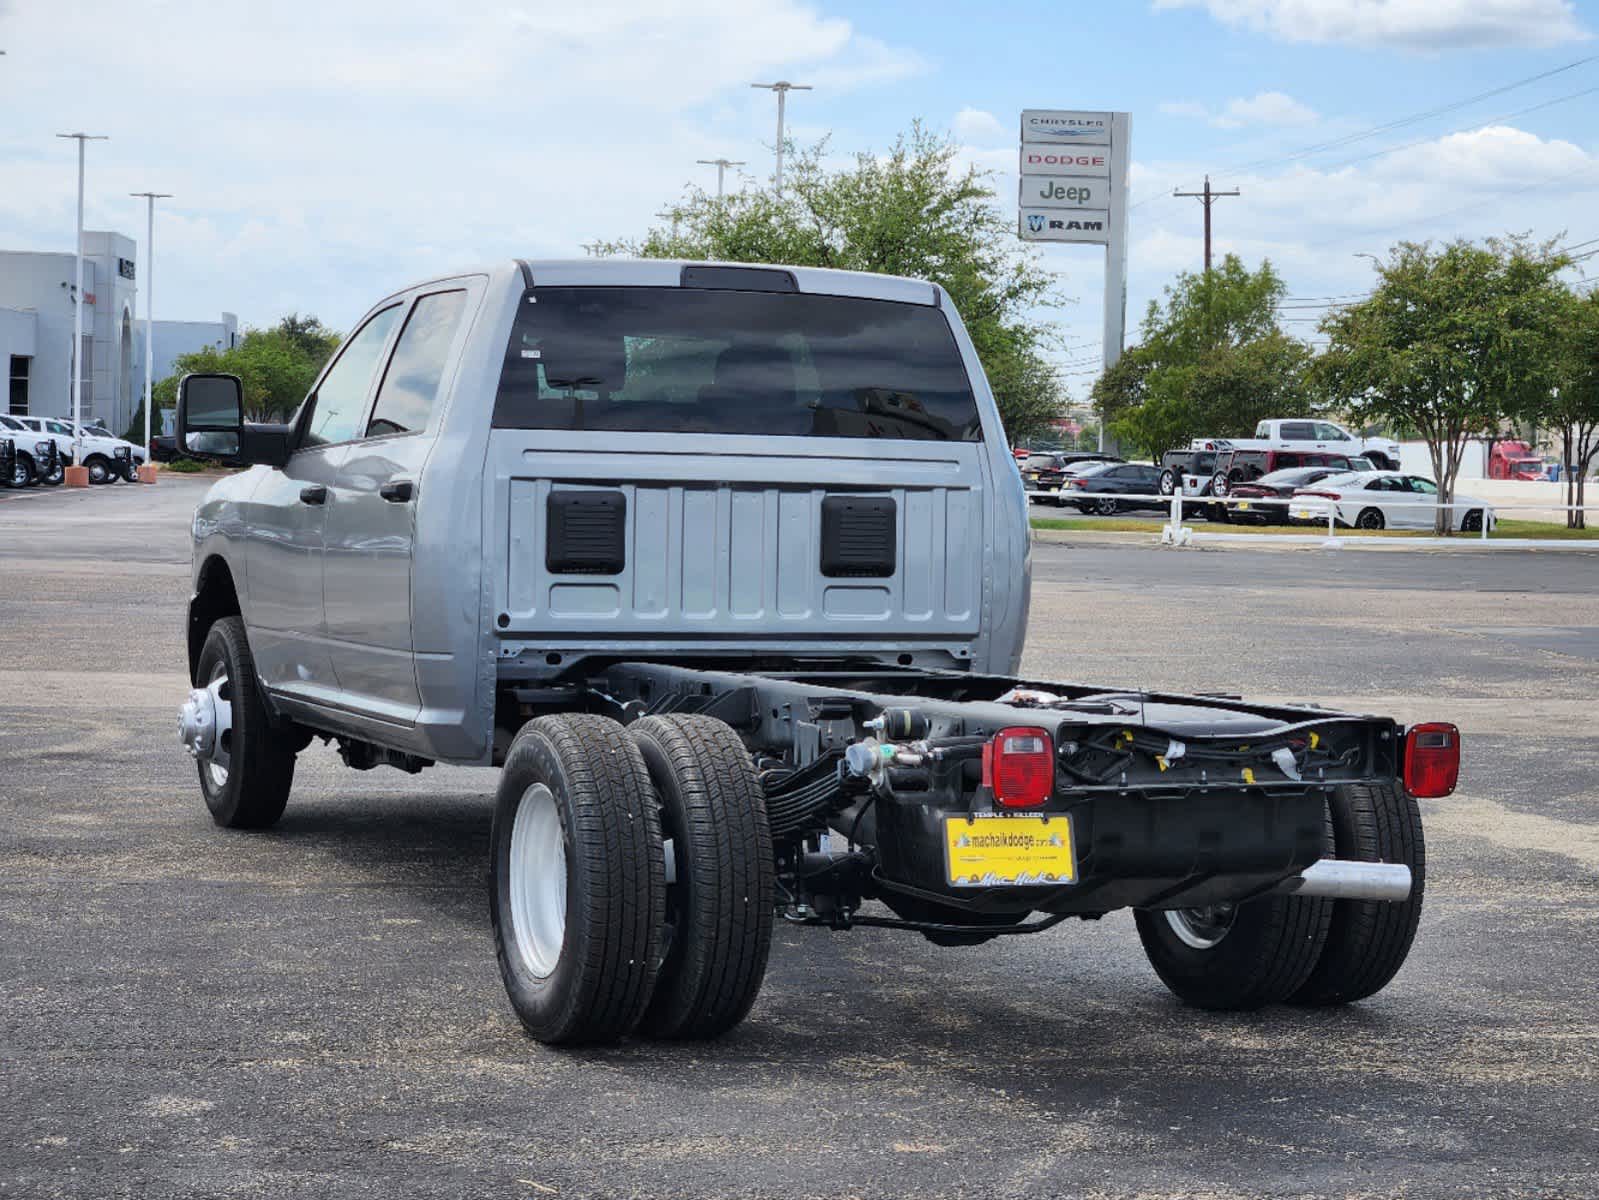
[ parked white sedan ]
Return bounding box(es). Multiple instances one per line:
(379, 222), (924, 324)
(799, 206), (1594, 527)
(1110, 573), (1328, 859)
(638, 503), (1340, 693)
(1290, 471), (1496, 532)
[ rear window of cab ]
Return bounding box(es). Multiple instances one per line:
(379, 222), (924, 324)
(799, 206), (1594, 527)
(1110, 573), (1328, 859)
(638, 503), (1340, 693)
(492, 287), (983, 441)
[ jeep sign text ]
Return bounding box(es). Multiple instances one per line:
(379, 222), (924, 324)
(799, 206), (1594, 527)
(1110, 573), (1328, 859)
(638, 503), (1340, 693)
(1022, 178), (1099, 208)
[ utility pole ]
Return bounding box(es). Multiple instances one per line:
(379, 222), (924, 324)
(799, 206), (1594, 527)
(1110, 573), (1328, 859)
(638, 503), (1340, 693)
(56, 133), (108, 472)
(750, 81), (811, 195)
(1172, 175), (1239, 273)
(696, 158), (745, 199)
(130, 191), (172, 464)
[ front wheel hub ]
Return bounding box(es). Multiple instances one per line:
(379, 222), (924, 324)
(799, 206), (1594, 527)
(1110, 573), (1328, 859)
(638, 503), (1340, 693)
(178, 669), (234, 785)
(179, 687), (217, 758)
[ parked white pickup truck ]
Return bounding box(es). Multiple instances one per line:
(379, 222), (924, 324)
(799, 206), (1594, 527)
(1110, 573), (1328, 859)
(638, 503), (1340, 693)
(14, 417), (144, 483)
(1194, 420), (1400, 471)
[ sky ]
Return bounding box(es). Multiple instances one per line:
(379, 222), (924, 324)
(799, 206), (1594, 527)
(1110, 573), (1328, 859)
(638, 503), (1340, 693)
(3, 0), (1597, 405)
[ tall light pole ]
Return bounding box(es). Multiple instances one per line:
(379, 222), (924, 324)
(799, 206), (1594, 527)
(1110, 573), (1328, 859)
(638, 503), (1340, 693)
(750, 81), (811, 195)
(56, 132), (108, 468)
(696, 158), (745, 199)
(130, 191), (172, 463)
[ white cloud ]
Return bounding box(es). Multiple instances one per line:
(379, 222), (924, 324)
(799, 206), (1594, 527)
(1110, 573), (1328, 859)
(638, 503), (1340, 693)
(1161, 91), (1319, 128)
(1152, 0), (1591, 49)
(952, 108), (1010, 146)
(1216, 91), (1319, 128)
(0, 0), (928, 329)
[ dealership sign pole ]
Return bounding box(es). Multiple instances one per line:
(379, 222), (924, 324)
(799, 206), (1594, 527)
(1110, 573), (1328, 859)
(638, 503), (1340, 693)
(1017, 110), (1130, 450)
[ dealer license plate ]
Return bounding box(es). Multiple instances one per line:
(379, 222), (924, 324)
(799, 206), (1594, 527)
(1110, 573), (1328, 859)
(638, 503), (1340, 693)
(1235, 501), (1251, 511)
(945, 814), (1075, 887)
(1291, 506), (1319, 520)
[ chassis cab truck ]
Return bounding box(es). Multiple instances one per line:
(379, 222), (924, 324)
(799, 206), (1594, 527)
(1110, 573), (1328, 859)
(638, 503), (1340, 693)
(175, 260), (1452, 1044)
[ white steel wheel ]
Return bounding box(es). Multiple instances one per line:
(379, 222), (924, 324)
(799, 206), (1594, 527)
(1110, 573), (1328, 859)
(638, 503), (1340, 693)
(1165, 904), (1236, 949)
(202, 660), (235, 790)
(507, 783), (567, 979)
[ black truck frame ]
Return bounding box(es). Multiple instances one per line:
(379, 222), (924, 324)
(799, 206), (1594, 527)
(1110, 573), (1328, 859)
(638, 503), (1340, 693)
(492, 659), (1429, 953)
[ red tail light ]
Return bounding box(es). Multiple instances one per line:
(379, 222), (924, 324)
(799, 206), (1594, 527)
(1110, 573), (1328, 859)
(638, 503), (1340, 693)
(1069, 478), (1088, 488)
(1403, 722), (1460, 798)
(1296, 490), (1343, 500)
(982, 726), (1054, 808)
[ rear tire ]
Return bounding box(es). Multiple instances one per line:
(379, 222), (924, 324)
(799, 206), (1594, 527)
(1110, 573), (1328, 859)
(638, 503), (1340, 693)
(1355, 507), (1385, 531)
(629, 715), (774, 1039)
(1093, 497), (1119, 515)
(1136, 890), (1331, 1011)
(193, 616), (296, 828)
(491, 714), (665, 1045)
(1290, 782), (1425, 1005)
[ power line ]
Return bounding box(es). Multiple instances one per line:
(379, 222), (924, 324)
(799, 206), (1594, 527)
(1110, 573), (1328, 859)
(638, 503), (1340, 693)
(1305, 160), (1599, 249)
(1237, 54), (1597, 171)
(1128, 54), (1597, 212)
(1320, 84), (1599, 173)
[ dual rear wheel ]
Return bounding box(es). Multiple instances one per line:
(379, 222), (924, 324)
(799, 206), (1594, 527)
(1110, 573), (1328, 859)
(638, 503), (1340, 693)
(1135, 781), (1425, 1009)
(489, 712), (775, 1045)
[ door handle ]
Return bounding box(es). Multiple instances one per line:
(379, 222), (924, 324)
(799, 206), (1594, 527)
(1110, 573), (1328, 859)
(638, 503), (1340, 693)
(299, 484), (328, 505)
(380, 479), (415, 503)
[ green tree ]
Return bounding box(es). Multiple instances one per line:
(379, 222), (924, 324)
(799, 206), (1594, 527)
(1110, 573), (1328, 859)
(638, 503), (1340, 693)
(592, 124), (1068, 442)
(1316, 238), (1570, 533)
(136, 315), (343, 438)
(1545, 289), (1599, 528)
(1092, 256), (1311, 462)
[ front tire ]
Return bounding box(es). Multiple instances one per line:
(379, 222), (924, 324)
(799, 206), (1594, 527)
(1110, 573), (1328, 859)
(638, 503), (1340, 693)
(1135, 890), (1331, 1010)
(629, 715), (774, 1039)
(190, 616), (296, 828)
(12, 453), (36, 488)
(491, 714), (666, 1045)
(1291, 783), (1425, 1005)
(85, 455), (112, 485)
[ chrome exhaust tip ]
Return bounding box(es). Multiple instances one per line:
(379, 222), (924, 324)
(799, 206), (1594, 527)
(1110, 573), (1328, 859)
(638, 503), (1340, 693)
(1283, 859), (1412, 902)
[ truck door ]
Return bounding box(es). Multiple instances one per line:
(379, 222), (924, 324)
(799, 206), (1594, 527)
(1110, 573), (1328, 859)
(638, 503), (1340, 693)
(323, 287), (472, 721)
(244, 304), (403, 701)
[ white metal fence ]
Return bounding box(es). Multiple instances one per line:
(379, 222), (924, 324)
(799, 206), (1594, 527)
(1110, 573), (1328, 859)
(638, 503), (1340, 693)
(1031, 488), (1599, 548)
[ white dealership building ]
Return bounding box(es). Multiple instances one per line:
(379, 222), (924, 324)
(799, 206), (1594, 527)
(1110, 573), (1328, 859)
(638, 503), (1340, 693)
(0, 232), (236, 436)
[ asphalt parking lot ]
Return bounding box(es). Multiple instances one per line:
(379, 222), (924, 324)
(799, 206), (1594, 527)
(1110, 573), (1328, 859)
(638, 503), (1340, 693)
(2, 477), (1596, 1199)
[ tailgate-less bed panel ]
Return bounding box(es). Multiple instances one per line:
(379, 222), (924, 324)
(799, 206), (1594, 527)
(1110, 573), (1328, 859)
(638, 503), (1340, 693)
(493, 439), (986, 640)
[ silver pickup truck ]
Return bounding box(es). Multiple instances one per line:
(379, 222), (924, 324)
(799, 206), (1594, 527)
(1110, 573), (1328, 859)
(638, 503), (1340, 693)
(176, 259), (1451, 1045)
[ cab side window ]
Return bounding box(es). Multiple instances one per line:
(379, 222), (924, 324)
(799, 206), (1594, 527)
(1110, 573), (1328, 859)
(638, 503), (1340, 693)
(303, 306), (403, 448)
(366, 290), (469, 438)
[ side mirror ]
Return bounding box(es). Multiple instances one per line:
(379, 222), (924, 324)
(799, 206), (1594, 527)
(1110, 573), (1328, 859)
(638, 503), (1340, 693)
(176, 372), (293, 468)
(177, 373), (243, 458)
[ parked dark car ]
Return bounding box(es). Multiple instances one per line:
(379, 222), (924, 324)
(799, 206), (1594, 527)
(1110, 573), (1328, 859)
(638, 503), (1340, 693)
(1224, 466), (1359, 524)
(1021, 451), (1125, 504)
(0, 435), (14, 489)
(1062, 460), (1165, 514)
